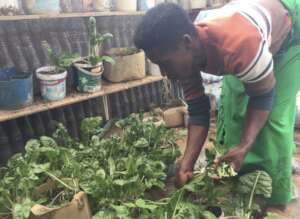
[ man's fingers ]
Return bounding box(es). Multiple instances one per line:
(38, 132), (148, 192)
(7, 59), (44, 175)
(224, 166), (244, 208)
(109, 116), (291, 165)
(215, 153), (233, 165)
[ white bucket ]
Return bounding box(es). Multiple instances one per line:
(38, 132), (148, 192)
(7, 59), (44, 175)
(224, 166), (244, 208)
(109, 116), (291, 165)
(93, 0), (112, 11)
(36, 66), (67, 101)
(190, 0), (207, 9)
(0, 0), (19, 8)
(146, 59), (161, 76)
(115, 0), (137, 11)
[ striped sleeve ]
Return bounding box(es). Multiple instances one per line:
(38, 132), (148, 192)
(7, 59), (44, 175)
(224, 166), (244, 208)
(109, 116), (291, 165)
(225, 13), (276, 96)
(236, 38), (275, 96)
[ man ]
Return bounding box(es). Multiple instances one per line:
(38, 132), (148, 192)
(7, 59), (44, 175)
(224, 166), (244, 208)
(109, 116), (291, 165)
(134, 0), (300, 216)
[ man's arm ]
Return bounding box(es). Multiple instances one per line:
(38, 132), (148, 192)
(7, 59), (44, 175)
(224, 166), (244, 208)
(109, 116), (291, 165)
(176, 75), (210, 186)
(177, 124), (208, 187)
(218, 86), (275, 170)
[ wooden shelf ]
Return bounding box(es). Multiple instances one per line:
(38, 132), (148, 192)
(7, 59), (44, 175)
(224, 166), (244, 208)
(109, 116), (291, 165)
(0, 11), (146, 21)
(0, 75), (163, 122)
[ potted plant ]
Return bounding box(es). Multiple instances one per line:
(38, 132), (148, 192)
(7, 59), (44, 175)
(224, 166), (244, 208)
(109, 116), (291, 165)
(74, 17), (115, 93)
(24, 0), (60, 14)
(36, 41), (79, 101)
(115, 0), (137, 12)
(103, 47), (146, 83)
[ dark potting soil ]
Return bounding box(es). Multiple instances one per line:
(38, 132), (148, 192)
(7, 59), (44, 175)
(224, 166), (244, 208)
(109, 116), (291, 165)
(107, 48), (140, 57)
(39, 68), (65, 75)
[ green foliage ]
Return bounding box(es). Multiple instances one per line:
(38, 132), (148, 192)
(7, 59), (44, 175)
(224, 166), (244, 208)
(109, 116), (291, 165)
(205, 142), (237, 179)
(0, 114), (274, 219)
(237, 171), (272, 198)
(88, 17), (114, 66)
(80, 117), (103, 144)
(0, 115), (181, 219)
(41, 41), (79, 70)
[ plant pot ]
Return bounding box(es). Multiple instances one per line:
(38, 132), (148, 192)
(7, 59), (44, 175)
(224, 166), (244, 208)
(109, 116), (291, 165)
(60, 0), (93, 13)
(0, 0), (19, 8)
(36, 66), (67, 101)
(24, 0), (60, 14)
(29, 180), (91, 219)
(163, 106), (187, 128)
(104, 48), (146, 83)
(146, 59), (161, 76)
(137, 0), (155, 11)
(178, 0), (191, 10)
(207, 0), (224, 7)
(115, 0), (137, 11)
(0, 67), (33, 110)
(190, 0), (207, 9)
(74, 58), (104, 93)
(93, 0), (111, 11)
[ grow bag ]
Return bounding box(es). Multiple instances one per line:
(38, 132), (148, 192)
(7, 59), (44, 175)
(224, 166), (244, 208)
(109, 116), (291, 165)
(104, 48), (146, 83)
(0, 67), (33, 110)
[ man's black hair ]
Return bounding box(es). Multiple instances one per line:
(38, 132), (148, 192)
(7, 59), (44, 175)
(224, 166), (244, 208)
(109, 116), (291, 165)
(134, 3), (197, 53)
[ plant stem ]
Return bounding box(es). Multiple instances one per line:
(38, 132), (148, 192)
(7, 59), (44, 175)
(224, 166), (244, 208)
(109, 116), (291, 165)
(246, 171), (261, 219)
(171, 190), (184, 219)
(49, 190), (65, 206)
(45, 171), (77, 191)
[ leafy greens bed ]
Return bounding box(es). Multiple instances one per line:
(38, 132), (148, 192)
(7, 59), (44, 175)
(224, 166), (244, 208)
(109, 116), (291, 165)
(0, 115), (277, 219)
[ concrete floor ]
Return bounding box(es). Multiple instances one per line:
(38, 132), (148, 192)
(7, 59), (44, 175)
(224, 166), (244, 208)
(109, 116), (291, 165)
(287, 175), (300, 219)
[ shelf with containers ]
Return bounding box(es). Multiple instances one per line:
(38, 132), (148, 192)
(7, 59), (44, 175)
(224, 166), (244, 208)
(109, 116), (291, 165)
(0, 2), (222, 163)
(0, 75), (164, 122)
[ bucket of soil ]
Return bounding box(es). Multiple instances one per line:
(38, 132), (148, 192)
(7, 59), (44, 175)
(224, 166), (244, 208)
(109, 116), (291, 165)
(36, 66), (67, 101)
(103, 48), (146, 83)
(0, 67), (33, 110)
(74, 57), (104, 93)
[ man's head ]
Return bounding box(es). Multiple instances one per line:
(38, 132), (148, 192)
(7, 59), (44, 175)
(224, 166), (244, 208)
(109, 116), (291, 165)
(134, 3), (205, 80)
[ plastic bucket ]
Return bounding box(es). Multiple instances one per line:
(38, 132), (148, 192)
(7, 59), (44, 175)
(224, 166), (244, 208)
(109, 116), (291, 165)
(25, 0), (60, 14)
(74, 61), (104, 93)
(0, 67), (33, 110)
(115, 0), (137, 12)
(190, 0), (207, 9)
(36, 66), (67, 101)
(137, 0), (155, 11)
(93, 0), (112, 11)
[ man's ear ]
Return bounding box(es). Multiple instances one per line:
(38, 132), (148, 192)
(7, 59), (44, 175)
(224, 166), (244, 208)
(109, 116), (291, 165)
(182, 34), (194, 50)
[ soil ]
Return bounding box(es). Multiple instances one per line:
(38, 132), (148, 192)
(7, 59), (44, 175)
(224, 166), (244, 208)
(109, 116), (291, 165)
(39, 67), (65, 75)
(106, 48), (140, 57)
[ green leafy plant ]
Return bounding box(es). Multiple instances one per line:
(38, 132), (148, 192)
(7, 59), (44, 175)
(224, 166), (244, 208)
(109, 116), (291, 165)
(88, 17), (115, 66)
(0, 114), (274, 219)
(0, 114), (181, 219)
(42, 41), (79, 71)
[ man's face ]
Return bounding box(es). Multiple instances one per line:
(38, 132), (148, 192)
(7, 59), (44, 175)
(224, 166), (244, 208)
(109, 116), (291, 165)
(147, 38), (203, 81)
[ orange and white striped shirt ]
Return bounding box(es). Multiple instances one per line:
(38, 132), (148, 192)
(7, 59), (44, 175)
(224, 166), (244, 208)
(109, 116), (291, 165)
(189, 0), (291, 97)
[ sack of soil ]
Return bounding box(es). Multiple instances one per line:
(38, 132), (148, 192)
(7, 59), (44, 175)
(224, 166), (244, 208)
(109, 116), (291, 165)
(103, 48), (146, 83)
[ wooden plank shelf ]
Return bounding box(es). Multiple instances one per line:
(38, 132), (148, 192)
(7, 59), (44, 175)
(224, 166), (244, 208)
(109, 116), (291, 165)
(0, 11), (146, 21)
(0, 75), (163, 122)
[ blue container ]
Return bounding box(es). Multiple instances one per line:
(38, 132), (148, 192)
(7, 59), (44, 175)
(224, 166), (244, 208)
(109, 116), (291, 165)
(0, 67), (33, 110)
(137, 0), (155, 11)
(28, 0), (60, 14)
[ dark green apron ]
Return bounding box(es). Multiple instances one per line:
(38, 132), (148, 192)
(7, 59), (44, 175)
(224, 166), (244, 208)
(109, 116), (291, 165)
(216, 0), (300, 205)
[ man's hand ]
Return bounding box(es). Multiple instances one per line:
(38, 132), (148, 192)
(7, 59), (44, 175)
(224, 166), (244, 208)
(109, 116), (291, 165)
(216, 106), (271, 171)
(175, 168), (193, 188)
(216, 145), (249, 171)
